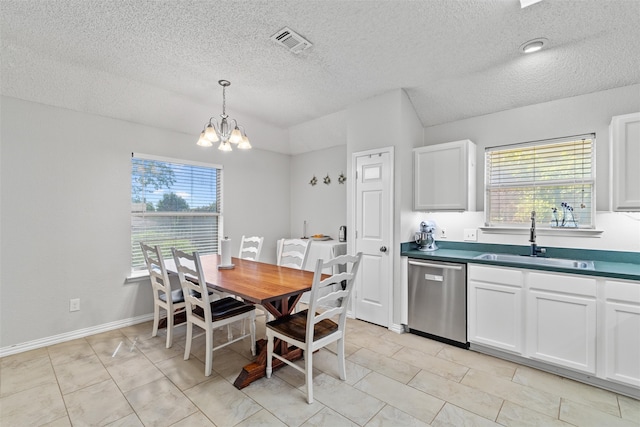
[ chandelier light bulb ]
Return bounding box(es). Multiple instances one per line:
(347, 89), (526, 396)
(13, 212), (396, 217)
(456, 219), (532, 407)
(204, 124), (219, 142)
(197, 131), (213, 147)
(238, 134), (252, 150)
(229, 127), (243, 144)
(218, 141), (232, 152)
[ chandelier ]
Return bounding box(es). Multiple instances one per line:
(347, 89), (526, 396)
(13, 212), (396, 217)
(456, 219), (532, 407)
(196, 80), (251, 151)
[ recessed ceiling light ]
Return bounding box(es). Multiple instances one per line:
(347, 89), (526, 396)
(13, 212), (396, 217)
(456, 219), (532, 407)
(520, 38), (548, 54)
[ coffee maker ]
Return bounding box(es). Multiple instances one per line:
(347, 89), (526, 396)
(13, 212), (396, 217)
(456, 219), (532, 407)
(414, 220), (438, 251)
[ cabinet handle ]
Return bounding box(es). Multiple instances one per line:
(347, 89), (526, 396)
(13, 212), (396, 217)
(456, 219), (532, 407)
(408, 260), (463, 270)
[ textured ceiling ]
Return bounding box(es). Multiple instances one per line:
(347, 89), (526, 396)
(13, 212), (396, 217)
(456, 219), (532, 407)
(2, 0), (639, 154)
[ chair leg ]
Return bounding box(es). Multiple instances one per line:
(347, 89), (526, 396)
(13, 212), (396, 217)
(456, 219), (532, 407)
(165, 311), (173, 348)
(250, 313), (256, 356)
(266, 332), (274, 378)
(337, 337), (346, 380)
(152, 305), (160, 337)
(205, 327), (213, 376)
(305, 347), (314, 404)
(184, 321), (192, 361)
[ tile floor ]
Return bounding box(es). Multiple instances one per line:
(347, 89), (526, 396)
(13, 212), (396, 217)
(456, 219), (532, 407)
(1, 317), (639, 426)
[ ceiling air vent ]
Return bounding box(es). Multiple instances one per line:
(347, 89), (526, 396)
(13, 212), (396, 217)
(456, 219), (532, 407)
(271, 27), (312, 54)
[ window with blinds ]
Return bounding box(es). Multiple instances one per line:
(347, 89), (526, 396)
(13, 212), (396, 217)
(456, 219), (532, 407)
(131, 154), (222, 271)
(485, 135), (595, 229)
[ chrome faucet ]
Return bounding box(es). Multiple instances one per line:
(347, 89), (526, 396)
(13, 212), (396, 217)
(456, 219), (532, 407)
(529, 211), (544, 256)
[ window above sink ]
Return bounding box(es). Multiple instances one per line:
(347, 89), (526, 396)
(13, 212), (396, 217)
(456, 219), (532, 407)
(484, 134), (595, 230)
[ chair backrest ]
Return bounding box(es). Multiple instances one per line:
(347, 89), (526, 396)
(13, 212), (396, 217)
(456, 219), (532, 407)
(306, 252), (363, 340)
(238, 235), (264, 261)
(140, 242), (171, 301)
(277, 238), (311, 269)
(171, 248), (212, 324)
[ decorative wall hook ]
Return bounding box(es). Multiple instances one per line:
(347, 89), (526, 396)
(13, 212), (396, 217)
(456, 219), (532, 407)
(338, 172), (346, 184)
(323, 174), (331, 185)
(309, 175), (317, 186)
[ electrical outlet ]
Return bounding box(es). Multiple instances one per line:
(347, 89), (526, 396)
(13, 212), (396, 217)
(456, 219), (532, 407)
(70, 298), (80, 312)
(464, 228), (478, 241)
(439, 228), (447, 239)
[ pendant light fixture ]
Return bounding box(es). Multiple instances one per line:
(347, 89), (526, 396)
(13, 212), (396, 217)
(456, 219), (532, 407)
(196, 80), (251, 151)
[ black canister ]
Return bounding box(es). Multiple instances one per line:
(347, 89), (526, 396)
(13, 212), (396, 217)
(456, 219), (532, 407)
(339, 225), (347, 242)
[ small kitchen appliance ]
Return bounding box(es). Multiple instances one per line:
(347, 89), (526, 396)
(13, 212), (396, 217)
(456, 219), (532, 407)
(414, 220), (437, 251)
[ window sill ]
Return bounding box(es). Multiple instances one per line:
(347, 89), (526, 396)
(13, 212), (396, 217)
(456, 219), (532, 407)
(125, 270), (149, 283)
(479, 227), (604, 238)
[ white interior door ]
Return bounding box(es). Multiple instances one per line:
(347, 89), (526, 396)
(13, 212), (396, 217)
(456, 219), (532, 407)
(353, 148), (393, 327)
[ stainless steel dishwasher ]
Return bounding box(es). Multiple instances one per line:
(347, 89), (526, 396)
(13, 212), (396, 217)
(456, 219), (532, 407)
(408, 259), (468, 348)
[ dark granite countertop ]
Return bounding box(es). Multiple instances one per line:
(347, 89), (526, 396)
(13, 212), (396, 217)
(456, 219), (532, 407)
(401, 241), (640, 281)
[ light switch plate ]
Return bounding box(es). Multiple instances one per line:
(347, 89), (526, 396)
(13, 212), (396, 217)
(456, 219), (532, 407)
(464, 228), (477, 241)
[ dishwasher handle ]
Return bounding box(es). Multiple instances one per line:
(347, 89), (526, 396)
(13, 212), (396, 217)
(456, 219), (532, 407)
(408, 260), (464, 270)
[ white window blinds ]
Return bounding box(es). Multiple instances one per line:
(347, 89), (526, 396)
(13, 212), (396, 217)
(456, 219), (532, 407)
(485, 135), (595, 229)
(131, 154), (222, 271)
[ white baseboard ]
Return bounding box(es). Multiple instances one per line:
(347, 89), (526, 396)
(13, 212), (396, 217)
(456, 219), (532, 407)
(0, 313), (155, 358)
(388, 322), (405, 334)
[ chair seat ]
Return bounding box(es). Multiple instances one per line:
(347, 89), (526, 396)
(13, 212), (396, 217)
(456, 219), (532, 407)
(158, 288), (185, 304)
(193, 296), (255, 320)
(266, 310), (338, 342)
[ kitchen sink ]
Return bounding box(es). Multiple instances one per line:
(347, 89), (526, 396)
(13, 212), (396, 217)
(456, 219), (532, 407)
(474, 253), (595, 270)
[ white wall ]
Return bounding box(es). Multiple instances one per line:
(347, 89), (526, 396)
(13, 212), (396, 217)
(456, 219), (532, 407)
(0, 96), (291, 348)
(289, 145), (347, 241)
(411, 84), (640, 252)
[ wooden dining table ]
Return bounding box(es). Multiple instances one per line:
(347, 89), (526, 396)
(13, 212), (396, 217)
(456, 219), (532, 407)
(169, 253), (317, 389)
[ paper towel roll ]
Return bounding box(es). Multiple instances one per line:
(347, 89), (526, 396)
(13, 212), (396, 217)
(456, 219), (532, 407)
(220, 237), (232, 266)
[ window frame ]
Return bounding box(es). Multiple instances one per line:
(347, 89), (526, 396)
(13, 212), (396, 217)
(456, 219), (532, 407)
(483, 134), (596, 230)
(130, 153), (223, 273)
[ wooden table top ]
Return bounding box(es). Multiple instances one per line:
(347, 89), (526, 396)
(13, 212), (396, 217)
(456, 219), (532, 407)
(195, 254), (315, 306)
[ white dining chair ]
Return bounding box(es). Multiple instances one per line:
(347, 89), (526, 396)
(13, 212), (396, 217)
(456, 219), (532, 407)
(139, 242), (186, 348)
(277, 238), (310, 269)
(266, 252), (362, 404)
(172, 248), (256, 376)
(238, 235), (264, 261)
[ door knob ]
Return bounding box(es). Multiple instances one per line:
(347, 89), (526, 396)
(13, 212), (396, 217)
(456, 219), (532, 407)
(380, 246), (387, 253)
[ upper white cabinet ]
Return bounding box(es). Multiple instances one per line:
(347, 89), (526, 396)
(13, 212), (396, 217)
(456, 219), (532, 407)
(414, 140), (476, 211)
(611, 112), (640, 211)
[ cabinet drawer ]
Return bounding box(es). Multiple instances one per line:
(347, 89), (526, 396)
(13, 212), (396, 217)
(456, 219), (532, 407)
(605, 279), (640, 303)
(529, 271), (596, 297)
(469, 264), (523, 287)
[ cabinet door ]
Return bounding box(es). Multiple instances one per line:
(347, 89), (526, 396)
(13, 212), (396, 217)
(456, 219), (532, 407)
(414, 140), (475, 211)
(468, 265), (523, 354)
(526, 289), (597, 374)
(611, 112), (640, 211)
(604, 279), (640, 387)
(468, 281), (523, 354)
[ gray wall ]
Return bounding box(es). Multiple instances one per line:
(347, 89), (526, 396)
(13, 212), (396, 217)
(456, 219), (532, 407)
(289, 145), (347, 242)
(0, 97), (291, 349)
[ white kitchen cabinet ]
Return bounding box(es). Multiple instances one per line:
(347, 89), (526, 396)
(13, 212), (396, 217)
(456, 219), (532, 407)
(414, 139), (476, 211)
(526, 272), (597, 374)
(604, 279), (640, 387)
(468, 265), (524, 354)
(610, 112), (640, 211)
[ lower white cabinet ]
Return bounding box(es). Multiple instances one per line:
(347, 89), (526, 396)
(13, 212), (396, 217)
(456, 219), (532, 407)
(468, 265), (523, 354)
(526, 272), (597, 374)
(468, 264), (640, 390)
(604, 279), (640, 387)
